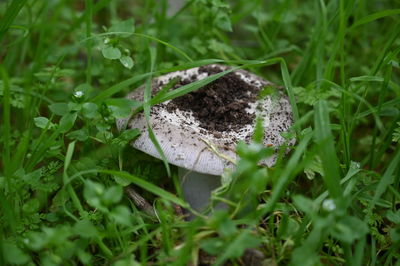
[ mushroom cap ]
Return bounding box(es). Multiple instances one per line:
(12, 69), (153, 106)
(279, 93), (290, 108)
(117, 64), (294, 175)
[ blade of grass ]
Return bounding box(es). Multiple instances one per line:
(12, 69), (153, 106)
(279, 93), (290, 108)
(25, 118), (59, 171)
(0, 65), (11, 178)
(152, 67), (238, 104)
(320, 79), (385, 132)
(258, 130), (313, 217)
(93, 72), (155, 103)
(365, 149), (400, 218)
(92, 59), (225, 103)
(369, 64), (392, 168)
(315, 161), (361, 205)
(3, 25), (29, 48)
(280, 59), (299, 125)
(152, 58), (285, 105)
(0, 0), (28, 43)
(350, 9), (400, 30)
(80, 32), (193, 62)
(0, 228), (3, 265)
(10, 130), (31, 174)
(0, 191), (17, 234)
(85, 0), (93, 84)
(337, 0), (352, 169)
(314, 100), (342, 199)
(348, 21), (400, 131)
(352, 237), (366, 266)
(356, 99), (400, 119)
(291, 0), (327, 86)
(214, 230), (260, 266)
(63, 141), (85, 216)
(130, 59), (286, 114)
(96, 58), (292, 106)
(323, 0), (350, 83)
(143, 46), (171, 176)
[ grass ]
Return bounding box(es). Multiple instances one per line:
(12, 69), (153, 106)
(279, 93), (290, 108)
(0, 0), (400, 265)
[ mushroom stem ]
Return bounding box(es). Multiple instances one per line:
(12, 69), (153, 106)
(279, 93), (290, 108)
(178, 167), (225, 219)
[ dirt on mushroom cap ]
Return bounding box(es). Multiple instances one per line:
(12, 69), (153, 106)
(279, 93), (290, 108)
(165, 65), (259, 134)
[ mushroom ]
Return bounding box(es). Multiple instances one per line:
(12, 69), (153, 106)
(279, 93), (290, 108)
(117, 64), (294, 218)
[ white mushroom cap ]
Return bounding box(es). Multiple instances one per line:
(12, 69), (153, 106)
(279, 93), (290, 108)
(117, 64), (294, 175)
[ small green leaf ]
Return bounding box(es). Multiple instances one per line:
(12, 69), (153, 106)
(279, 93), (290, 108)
(110, 205), (132, 226)
(22, 198), (40, 214)
(201, 238), (225, 255)
(49, 103), (69, 116)
(81, 102), (99, 119)
(389, 228), (400, 242)
(102, 46), (121, 60)
(59, 112), (77, 133)
(113, 175), (131, 186)
(208, 39), (233, 53)
(3, 242), (30, 265)
(109, 18), (135, 37)
(387, 210), (400, 224)
(34, 116), (54, 129)
(119, 55), (134, 69)
(215, 231), (261, 265)
(114, 255), (140, 266)
(77, 250), (92, 265)
(106, 98), (140, 118)
(68, 102), (82, 111)
(84, 180), (105, 210)
(73, 220), (98, 238)
(292, 195), (316, 214)
(112, 128), (140, 147)
(214, 12), (232, 32)
(393, 122), (400, 142)
(102, 185), (123, 205)
(331, 216), (369, 243)
(66, 128), (89, 141)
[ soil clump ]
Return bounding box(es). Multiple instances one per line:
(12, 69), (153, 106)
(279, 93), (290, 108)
(165, 65), (260, 133)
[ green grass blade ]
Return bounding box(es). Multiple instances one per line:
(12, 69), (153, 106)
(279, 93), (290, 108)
(10, 130), (31, 173)
(143, 47), (171, 176)
(369, 65), (392, 168)
(25, 125), (61, 171)
(92, 59), (225, 103)
(152, 58), (282, 104)
(80, 32), (193, 62)
(134, 33), (192, 62)
(93, 72), (154, 103)
(366, 149), (400, 218)
(350, 9), (400, 30)
(280, 59), (299, 124)
(64, 141), (75, 172)
(258, 131), (313, 216)
(0, 65), (11, 177)
(314, 100), (342, 199)
(214, 230), (260, 266)
(152, 67), (237, 104)
(85, 0), (93, 84)
(315, 161), (361, 205)
(0, 0), (28, 42)
(63, 141), (85, 216)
